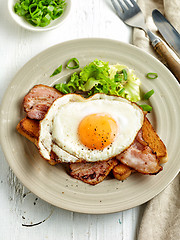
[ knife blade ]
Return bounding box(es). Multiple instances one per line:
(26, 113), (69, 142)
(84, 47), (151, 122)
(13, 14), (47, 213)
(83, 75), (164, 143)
(152, 9), (180, 57)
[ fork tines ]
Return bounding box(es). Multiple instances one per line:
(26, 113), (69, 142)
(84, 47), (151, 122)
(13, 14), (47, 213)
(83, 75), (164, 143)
(111, 0), (140, 21)
(111, 0), (139, 11)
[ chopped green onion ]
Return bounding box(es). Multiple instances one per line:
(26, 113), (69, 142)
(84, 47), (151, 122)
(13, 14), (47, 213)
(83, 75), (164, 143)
(118, 88), (125, 95)
(114, 73), (123, 82)
(50, 65), (62, 77)
(114, 69), (127, 82)
(66, 58), (80, 69)
(122, 69), (128, 81)
(143, 89), (154, 100)
(14, 0), (66, 27)
(139, 104), (152, 112)
(146, 73), (158, 79)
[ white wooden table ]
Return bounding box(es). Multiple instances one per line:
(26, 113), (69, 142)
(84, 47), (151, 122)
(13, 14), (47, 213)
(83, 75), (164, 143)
(0, 1), (146, 239)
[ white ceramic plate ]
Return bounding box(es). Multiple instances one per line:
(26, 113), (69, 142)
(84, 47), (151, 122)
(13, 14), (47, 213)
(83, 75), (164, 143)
(8, 0), (71, 31)
(0, 39), (180, 214)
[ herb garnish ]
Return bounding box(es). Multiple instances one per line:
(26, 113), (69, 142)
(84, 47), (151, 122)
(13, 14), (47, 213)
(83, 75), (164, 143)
(66, 58), (80, 69)
(143, 89), (154, 100)
(146, 72), (158, 79)
(14, 0), (66, 27)
(50, 64), (62, 77)
(139, 104), (152, 112)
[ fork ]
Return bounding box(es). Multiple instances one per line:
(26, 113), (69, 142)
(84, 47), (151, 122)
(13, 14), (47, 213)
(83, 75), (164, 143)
(111, 0), (180, 81)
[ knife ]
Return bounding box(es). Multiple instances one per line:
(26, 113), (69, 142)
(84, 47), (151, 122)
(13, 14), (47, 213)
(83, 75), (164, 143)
(151, 9), (180, 82)
(152, 9), (180, 57)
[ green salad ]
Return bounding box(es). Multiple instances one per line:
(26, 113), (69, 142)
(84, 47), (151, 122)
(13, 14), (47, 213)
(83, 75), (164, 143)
(14, 0), (66, 27)
(55, 59), (141, 102)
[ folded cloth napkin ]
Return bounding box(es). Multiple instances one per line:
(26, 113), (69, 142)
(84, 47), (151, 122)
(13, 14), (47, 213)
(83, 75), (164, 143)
(133, 1), (180, 240)
(133, 0), (180, 64)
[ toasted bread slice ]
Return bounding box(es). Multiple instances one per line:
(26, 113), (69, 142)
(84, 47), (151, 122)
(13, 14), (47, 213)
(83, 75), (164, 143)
(142, 117), (168, 164)
(16, 117), (39, 146)
(112, 163), (132, 181)
(16, 117), (59, 166)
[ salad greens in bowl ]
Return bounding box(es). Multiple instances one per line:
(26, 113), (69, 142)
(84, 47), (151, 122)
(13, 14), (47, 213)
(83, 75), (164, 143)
(8, 0), (71, 31)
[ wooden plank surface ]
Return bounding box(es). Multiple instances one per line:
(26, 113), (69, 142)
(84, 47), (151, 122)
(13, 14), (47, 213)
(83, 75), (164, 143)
(0, 1), (146, 239)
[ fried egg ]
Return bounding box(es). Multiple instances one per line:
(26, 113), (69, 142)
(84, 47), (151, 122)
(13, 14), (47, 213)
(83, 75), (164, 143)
(38, 94), (144, 163)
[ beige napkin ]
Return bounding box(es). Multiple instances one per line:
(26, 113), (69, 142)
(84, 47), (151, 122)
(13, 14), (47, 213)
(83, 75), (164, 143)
(133, 1), (180, 240)
(133, 0), (180, 64)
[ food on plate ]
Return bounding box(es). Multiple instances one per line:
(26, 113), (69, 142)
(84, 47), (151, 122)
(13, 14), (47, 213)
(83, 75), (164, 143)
(50, 64), (62, 77)
(146, 72), (158, 79)
(16, 60), (167, 185)
(69, 159), (118, 185)
(141, 118), (168, 164)
(38, 93), (144, 163)
(16, 103), (167, 184)
(143, 89), (154, 100)
(112, 163), (132, 181)
(66, 58), (80, 70)
(24, 84), (63, 120)
(54, 59), (153, 112)
(17, 117), (39, 145)
(16, 116), (61, 166)
(17, 90), (167, 184)
(14, 0), (66, 27)
(116, 129), (162, 174)
(55, 59), (141, 102)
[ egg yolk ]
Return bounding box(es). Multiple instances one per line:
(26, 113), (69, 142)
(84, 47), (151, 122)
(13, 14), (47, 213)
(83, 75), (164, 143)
(78, 113), (118, 150)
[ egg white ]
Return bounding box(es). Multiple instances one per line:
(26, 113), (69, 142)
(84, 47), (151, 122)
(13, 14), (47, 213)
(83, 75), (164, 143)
(38, 94), (144, 163)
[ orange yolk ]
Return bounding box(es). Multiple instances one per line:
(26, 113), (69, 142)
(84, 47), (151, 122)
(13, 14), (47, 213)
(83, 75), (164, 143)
(78, 113), (118, 150)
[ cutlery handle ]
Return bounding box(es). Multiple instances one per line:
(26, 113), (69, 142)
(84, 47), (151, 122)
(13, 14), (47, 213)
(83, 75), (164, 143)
(153, 42), (180, 83)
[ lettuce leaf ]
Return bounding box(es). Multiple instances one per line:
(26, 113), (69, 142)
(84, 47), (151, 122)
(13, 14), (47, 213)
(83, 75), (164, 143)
(109, 64), (141, 102)
(55, 60), (141, 102)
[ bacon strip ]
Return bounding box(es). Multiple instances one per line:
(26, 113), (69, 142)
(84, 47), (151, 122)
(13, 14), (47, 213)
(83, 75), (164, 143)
(116, 130), (162, 174)
(23, 84), (63, 120)
(69, 159), (118, 185)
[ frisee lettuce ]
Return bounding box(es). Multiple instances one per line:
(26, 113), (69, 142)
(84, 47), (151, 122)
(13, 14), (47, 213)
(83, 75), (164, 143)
(54, 59), (141, 102)
(109, 64), (141, 102)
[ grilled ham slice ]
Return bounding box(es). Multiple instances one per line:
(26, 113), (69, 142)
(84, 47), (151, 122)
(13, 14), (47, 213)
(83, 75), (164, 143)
(23, 84), (63, 120)
(116, 129), (162, 174)
(69, 159), (118, 185)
